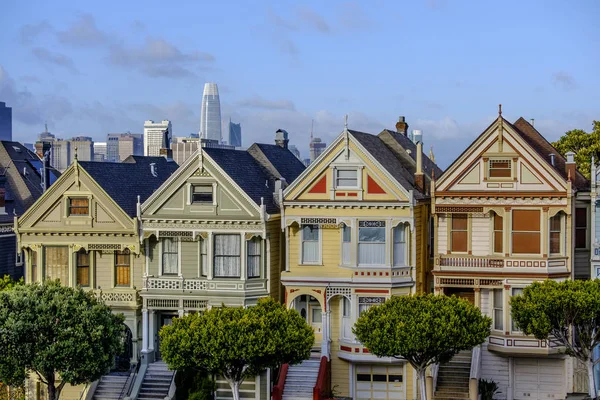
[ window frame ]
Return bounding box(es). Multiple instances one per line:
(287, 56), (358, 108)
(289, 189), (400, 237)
(492, 289), (503, 331)
(493, 213), (503, 254)
(335, 168), (359, 188)
(247, 237), (261, 279)
(549, 213), (562, 255)
(115, 249), (131, 287)
(76, 250), (90, 287)
(488, 159), (512, 179)
(393, 224), (406, 266)
(341, 224), (351, 266)
(358, 220), (386, 266)
(450, 214), (468, 253)
(43, 246), (69, 284)
(191, 184), (214, 204)
(358, 296), (386, 317)
(301, 224), (321, 265)
(511, 209), (541, 255)
(161, 237), (179, 275)
(199, 237), (208, 277)
(30, 249), (37, 283)
(213, 234), (241, 278)
(575, 208), (588, 249)
(68, 197), (89, 216)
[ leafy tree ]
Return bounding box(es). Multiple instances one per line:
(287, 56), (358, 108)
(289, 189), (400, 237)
(0, 275), (22, 291)
(160, 297), (314, 400)
(551, 121), (600, 179)
(0, 281), (125, 400)
(353, 294), (491, 400)
(511, 279), (600, 398)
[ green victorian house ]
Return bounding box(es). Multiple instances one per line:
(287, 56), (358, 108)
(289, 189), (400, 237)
(132, 130), (305, 400)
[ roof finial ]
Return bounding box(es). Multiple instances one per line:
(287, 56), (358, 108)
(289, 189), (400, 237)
(568, 168), (572, 182)
(429, 145), (435, 163)
(498, 104), (502, 117)
(344, 114), (349, 131)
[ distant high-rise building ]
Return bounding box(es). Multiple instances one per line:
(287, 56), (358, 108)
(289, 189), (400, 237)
(50, 139), (70, 172)
(309, 136), (326, 162)
(228, 119), (242, 147)
(199, 83), (221, 141)
(171, 136), (234, 165)
(94, 142), (107, 162)
(37, 124), (55, 143)
(107, 133), (144, 162)
(0, 102), (12, 141)
(144, 120), (172, 156)
(69, 136), (94, 163)
(289, 145), (301, 160)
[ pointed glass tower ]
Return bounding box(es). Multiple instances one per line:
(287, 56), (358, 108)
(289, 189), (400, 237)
(199, 83), (222, 141)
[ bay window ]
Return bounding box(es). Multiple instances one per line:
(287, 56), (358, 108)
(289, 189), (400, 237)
(341, 225), (351, 265)
(301, 225), (320, 264)
(492, 289), (503, 331)
(44, 246), (69, 284)
(493, 213), (503, 253)
(247, 237), (261, 278)
(358, 221), (385, 265)
(451, 214), (468, 253)
(200, 237), (208, 277)
(115, 249), (130, 286)
(549, 214), (562, 255)
(161, 238), (178, 275)
(214, 234), (241, 278)
(393, 224), (406, 266)
(512, 210), (540, 254)
(76, 250), (90, 287)
(358, 296), (385, 316)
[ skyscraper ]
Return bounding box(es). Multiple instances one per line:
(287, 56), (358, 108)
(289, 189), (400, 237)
(0, 102), (12, 141)
(199, 83), (222, 141)
(144, 120), (172, 156)
(69, 136), (94, 163)
(309, 137), (326, 162)
(228, 119), (242, 147)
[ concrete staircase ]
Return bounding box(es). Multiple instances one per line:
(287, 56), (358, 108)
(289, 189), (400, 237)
(92, 374), (129, 400)
(282, 358), (320, 400)
(434, 350), (472, 400)
(137, 361), (174, 400)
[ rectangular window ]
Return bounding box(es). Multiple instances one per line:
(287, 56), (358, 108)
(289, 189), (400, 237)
(342, 297), (352, 339)
(69, 198), (89, 215)
(358, 296), (385, 316)
(341, 225), (351, 265)
(312, 308), (322, 323)
(44, 246), (69, 284)
(493, 289), (503, 331)
(336, 169), (358, 187)
(301, 225), (320, 264)
(393, 225), (406, 266)
(192, 185), (213, 204)
(31, 250), (37, 282)
(576, 208), (587, 249)
(76, 251), (90, 287)
(358, 221), (386, 265)
(115, 250), (130, 286)
(247, 238), (261, 278)
(511, 288), (524, 332)
(489, 159), (512, 178)
(493, 213), (503, 253)
(451, 214), (468, 253)
(550, 214), (562, 254)
(200, 238), (208, 277)
(512, 210), (540, 254)
(214, 234), (241, 278)
(162, 238), (178, 275)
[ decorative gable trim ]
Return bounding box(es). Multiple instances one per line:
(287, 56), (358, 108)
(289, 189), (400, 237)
(308, 176), (327, 194)
(367, 175), (386, 194)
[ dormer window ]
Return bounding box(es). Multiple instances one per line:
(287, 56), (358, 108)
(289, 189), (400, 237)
(488, 159), (512, 178)
(192, 185), (213, 204)
(69, 198), (89, 216)
(336, 169), (358, 188)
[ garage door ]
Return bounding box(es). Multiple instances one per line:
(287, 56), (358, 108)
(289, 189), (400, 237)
(514, 358), (565, 399)
(355, 365), (405, 400)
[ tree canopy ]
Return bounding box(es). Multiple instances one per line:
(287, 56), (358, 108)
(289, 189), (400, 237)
(551, 121), (600, 179)
(159, 297), (314, 400)
(0, 275), (22, 291)
(353, 294), (491, 400)
(0, 281), (125, 400)
(511, 279), (600, 397)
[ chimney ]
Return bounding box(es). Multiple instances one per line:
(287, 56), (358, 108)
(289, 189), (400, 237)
(395, 116), (409, 136)
(414, 141), (425, 193)
(159, 147), (173, 160)
(565, 151), (576, 180)
(549, 153), (555, 167)
(275, 129), (289, 149)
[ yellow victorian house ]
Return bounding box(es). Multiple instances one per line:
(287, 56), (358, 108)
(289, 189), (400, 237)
(14, 155), (178, 400)
(276, 120), (439, 400)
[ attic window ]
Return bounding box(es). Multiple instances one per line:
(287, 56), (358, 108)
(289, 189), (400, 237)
(488, 159), (512, 178)
(192, 185), (213, 204)
(336, 169), (358, 188)
(69, 198), (89, 216)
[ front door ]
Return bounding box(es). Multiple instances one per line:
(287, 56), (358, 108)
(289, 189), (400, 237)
(155, 313), (175, 360)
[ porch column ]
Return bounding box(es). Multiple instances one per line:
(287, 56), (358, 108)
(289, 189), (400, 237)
(141, 309), (148, 353)
(321, 309), (330, 359)
(148, 310), (155, 352)
(474, 288), (481, 309)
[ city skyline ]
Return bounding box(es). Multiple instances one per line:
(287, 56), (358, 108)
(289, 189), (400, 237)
(199, 82), (222, 141)
(1, 1), (599, 168)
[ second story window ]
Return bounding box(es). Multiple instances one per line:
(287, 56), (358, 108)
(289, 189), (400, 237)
(511, 288), (524, 332)
(512, 210), (540, 254)
(30, 250), (37, 282)
(341, 225), (351, 265)
(493, 213), (503, 253)
(451, 214), (468, 253)
(200, 238), (208, 277)
(493, 289), (503, 331)
(575, 208), (587, 249)
(336, 169), (358, 188)
(192, 185), (213, 204)
(214, 234), (241, 278)
(393, 225), (406, 266)
(76, 250), (90, 287)
(358, 221), (385, 266)
(44, 246), (69, 284)
(301, 225), (320, 264)
(247, 237), (261, 278)
(549, 214), (562, 255)
(162, 238), (178, 275)
(358, 296), (385, 316)
(115, 249), (130, 286)
(69, 198), (89, 216)
(488, 159), (512, 178)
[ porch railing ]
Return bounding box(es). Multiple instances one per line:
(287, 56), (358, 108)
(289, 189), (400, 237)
(438, 256), (504, 268)
(313, 356), (330, 400)
(272, 364), (289, 400)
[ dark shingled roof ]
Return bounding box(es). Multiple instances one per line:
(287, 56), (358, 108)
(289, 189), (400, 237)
(348, 130), (425, 199)
(248, 143), (306, 183)
(379, 129), (444, 178)
(511, 117), (589, 190)
(79, 156), (179, 217)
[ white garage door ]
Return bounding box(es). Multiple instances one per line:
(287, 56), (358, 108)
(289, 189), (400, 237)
(355, 365), (405, 400)
(514, 358), (565, 400)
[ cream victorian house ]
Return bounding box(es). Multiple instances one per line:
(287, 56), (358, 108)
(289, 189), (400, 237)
(14, 155), (178, 400)
(133, 131), (305, 400)
(431, 109), (590, 400)
(276, 120), (440, 400)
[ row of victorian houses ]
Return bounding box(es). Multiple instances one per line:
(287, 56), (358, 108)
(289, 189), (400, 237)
(10, 109), (598, 400)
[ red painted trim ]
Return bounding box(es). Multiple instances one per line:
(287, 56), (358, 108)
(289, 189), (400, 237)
(347, 192), (358, 197)
(340, 345), (352, 352)
(273, 364), (289, 400)
(335, 192), (347, 197)
(367, 175), (386, 194)
(354, 289), (389, 294)
(308, 176), (327, 194)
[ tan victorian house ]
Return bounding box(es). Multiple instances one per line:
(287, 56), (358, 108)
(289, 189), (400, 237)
(15, 155), (178, 400)
(431, 110), (589, 400)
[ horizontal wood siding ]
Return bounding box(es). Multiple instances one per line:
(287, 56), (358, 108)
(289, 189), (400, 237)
(471, 214), (490, 256)
(95, 251), (112, 290)
(481, 289), (490, 317)
(132, 254), (143, 289)
(574, 249), (590, 280)
(438, 215), (447, 254)
(146, 238), (159, 276)
(181, 240), (199, 278)
(481, 344), (509, 398)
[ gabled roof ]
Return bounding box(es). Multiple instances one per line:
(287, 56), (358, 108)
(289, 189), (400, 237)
(379, 129), (444, 178)
(511, 118), (589, 190)
(78, 156), (178, 217)
(247, 143), (306, 183)
(348, 130), (425, 199)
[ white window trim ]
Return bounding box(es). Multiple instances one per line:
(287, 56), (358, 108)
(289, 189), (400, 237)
(510, 287), (525, 333)
(392, 223), (407, 267)
(357, 220), (387, 267)
(334, 167), (360, 189)
(299, 224), (322, 265)
(549, 213), (564, 256)
(159, 237), (181, 276)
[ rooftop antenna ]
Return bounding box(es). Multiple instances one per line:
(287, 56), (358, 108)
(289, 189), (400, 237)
(498, 104), (502, 117)
(310, 119), (314, 141)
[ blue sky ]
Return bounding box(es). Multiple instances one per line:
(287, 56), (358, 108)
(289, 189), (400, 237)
(1, 0), (599, 167)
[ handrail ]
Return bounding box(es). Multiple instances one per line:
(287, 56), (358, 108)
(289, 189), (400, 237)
(313, 356), (329, 400)
(469, 345), (481, 380)
(272, 364), (289, 400)
(166, 371), (177, 400)
(120, 362), (140, 399)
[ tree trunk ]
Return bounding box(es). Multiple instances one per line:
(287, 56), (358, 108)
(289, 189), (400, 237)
(225, 378), (241, 400)
(47, 373), (58, 400)
(418, 368), (427, 400)
(587, 359), (597, 399)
